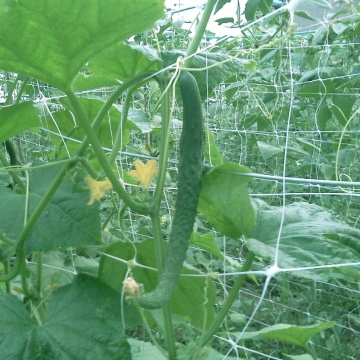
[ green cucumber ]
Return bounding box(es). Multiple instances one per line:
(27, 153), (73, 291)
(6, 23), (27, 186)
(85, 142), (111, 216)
(134, 71), (204, 309)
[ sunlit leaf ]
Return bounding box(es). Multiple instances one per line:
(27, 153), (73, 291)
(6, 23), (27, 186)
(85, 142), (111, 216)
(73, 44), (162, 91)
(0, 102), (40, 143)
(0, 0), (164, 90)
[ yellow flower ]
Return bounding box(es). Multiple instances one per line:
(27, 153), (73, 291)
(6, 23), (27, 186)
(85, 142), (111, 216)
(128, 159), (158, 189)
(85, 176), (112, 205)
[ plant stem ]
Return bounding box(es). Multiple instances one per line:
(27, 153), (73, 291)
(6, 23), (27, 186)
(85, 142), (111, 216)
(0, 232), (15, 246)
(150, 75), (171, 210)
(199, 251), (255, 349)
(66, 90), (150, 215)
(16, 167), (68, 249)
(0, 248), (25, 282)
(35, 251), (43, 295)
(107, 88), (132, 165)
(0, 148), (26, 192)
(184, 0), (217, 67)
(3, 261), (11, 293)
(150, 213), (176, 359)
(76, 72), (156, 158)
(20, 252), (32, 299)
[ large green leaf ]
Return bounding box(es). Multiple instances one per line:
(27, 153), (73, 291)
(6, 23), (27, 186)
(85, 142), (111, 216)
(247, 199), (360, 280)
(162, 51), (248, 98)
(99, 239), (216, 330)
(0, 102), (40, 143)
(198, 163), (254, 238)
(229, 322), (335, 349)
(0, 0), (164, 90)
(0, 163), (101, 251)
(0, 274), (134, 359)
(73, 44), (162, 91)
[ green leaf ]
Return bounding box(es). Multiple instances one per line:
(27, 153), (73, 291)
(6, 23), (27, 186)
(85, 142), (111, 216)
(214, 0), (232, 15)
(331, 94), (356, 126)
(247, 200), (360, 280)
(0, 0), (164, 90)
(317, 103), (332, 131)
(294, 10), (318, 22)
(231, 322), (335, 349)
(244, 0), (261, 21)
(0, 293), (38, 358)
(296, 79), (335, 98)
(162, 51), (248, 98)
(304, 0), (332, 11)
(0, 102), (40, 143)
(129, 339), (167, 360)
(332, 22), (348, 35)
(43, 97), (134, 158)
(0, 163), (101, 251)
(191, 232), (224, 259)
(73, 44), (162, 91)
(257, 141), (283, 160)
(99, 240), (216, 330)
(28, 251), (75, 291)
(0, 274), (135, 359)
(190, 232), (245, 271)
(205, 127), (223, 166)
(198, 163), (254, 238)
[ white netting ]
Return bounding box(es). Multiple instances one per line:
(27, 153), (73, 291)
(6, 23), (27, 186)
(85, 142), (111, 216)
(165, 1), (360, 359)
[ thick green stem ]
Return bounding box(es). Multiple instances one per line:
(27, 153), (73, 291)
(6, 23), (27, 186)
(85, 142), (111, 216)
(150, 75), (171, 210)
(66, 90), (149, 215)
(0, 232), (15, 246)
(0, 148), (26, 192)
(0, 248), (25, 282)
(184, 0), (217, 67)
(35, 251), (43, 295)
(198, 252), (255, 350)
(20, 253), (32, 299)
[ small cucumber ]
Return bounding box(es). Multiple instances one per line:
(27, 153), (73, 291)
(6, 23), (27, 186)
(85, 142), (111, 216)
(134, 71), (204, 309)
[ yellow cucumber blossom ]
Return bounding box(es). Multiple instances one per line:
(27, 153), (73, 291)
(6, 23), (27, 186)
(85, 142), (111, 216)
(128, 159), (158, 189)
(85, 176), (112, 205)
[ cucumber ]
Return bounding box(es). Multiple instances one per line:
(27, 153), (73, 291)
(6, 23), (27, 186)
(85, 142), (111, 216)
(134, 71), (204, 309)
